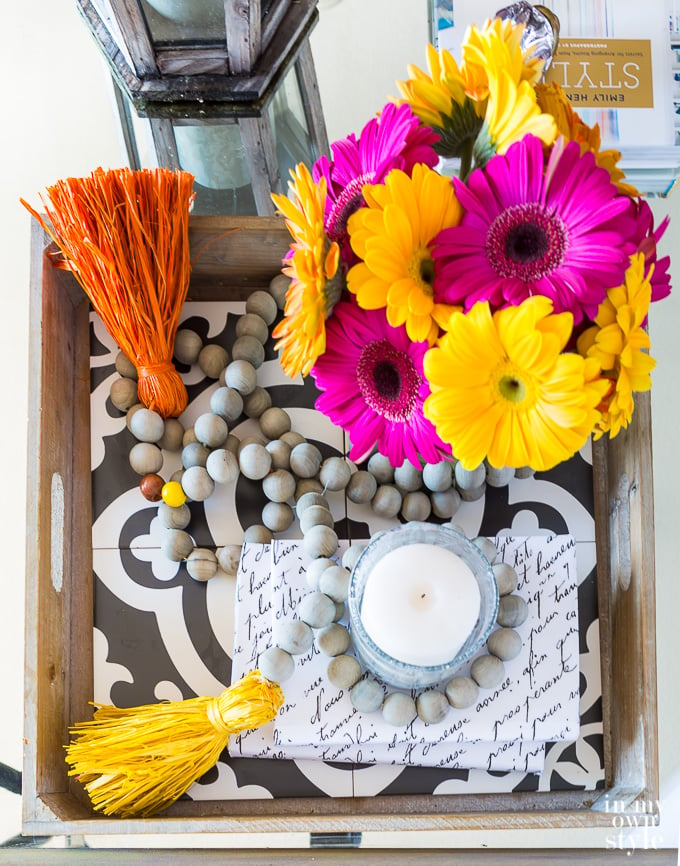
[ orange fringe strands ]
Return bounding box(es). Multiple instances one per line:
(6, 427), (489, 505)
(22, 167), (195, 418)
(65, 671), (284, 818)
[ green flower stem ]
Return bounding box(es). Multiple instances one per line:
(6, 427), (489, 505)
(458, 138), (474, 183)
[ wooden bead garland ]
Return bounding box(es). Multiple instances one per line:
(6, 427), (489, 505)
(113, 274), (533, 725)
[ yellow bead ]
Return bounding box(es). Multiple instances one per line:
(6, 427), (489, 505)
(162, 481), (186, 507)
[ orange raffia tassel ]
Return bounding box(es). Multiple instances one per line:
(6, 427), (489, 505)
(21, 167), (195, 418)
(64, 670), (284, 818)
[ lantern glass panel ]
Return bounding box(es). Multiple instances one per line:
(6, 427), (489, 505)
(140, 0), (226, 43)
(268, 65), (315, 183)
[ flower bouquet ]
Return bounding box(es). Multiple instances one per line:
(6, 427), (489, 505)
(272, 13), (671, 473)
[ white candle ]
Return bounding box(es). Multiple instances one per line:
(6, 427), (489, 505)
(360, 543), (481, 666)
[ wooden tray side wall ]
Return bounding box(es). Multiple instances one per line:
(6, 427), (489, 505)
(23, 216), (659, 836)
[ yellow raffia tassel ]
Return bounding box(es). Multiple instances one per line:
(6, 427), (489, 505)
(65, 670), (284, 818)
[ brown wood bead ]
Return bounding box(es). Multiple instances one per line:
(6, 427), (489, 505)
(139, 473), (165, 502)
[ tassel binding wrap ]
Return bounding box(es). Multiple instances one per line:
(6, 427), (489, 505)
(65, 670), (284, 818)
(20, 167), (195, 418)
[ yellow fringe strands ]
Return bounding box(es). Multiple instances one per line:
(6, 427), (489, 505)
(65, 670), (284, 818)
(21, 167), (195, 418)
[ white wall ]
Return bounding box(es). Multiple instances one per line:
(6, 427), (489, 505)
(3, 0), (678, 850)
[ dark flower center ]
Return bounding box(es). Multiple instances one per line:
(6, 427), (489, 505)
(326, 172), (373, 243)
(356, 340), (420, 422)
(486, 202), (568, 282)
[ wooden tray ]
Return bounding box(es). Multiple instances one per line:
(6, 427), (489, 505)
(23, 215), (659, 836)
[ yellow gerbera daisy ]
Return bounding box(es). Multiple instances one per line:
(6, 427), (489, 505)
(271, 163), (342, 378)
(346, 163), (462, 345)
(423, 296), (608, 471)
(461, 17), (545, 102)
(535, 81), (638, 197)
(577, 253), (655, 439)
(397, 43), (468, 130)
(473, 68), (557, 166)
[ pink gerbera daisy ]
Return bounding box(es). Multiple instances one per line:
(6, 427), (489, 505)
(629, 197), (671, 304)
(313, 102), (439, 268)
(432, 135), (636, 323)
(310, 301), (449, 468)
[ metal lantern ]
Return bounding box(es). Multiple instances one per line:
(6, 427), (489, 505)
(78, 0), (329, 214)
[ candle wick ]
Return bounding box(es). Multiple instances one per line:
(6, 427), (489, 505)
(421, 593), (426, 599)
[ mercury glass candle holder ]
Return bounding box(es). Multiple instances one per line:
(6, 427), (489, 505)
(348, 524), (499, 689)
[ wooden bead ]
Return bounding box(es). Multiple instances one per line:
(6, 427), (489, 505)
(302, 525), (338, 559)
(430, 488), (461, 519)
(198, 344), (229, 379)
(470, 655), (506, 689)
(239, 442), (272, 480)
(265, 439), (291, 470)
(159, 418), (184, 452)
(316, 623), (351, 657)
(194, 412), (229, 448)
(243, 386), (272, 419)
(262, 502), (294, 532)
(333, 601), (345, 623)
(295, 491), (329, 515)
(299, 591), (336, 628)
(327, 655), (362, 690)
(181, 442), (209, 469)
(262, 469), (295, 503)
(174, 329), (203, 365)
(319, 456), (351, 491)
(217, 544), (242, 575)
(158, 501), (190, 529)
(276, 620), (314, 655)
(295, 478), (324, 500)
(382, 692), (416, 727)
(236, 312), (269, 344)
(416, 690), (449, 724)
(182, 426), (198, 446)
(318, 565), (350, 603)
(125, 403), (144, 431)
(346, 471), (377, 504)
(170, 469), (185, 485)
(225, 433), (241, 455)
(445, 676), (479, 709)
(186, 548), (218, 582)
(269, 273), (290, 310)
(225, 360), (257, 396)
(243, 524), (273, 544)
(115, 350), (137, 380)
(210, 387), (244, 424)
(394, 461), (422, 492)
(299, 504), (334, 534)
(237, 435), (265, 455)
(129, 442), (163, 475)
(206, 449), (240, 484)
(161, 529), (194, 562)
(458, 482), (486, 502)
(161, 480), (186, 508)
(497, 595), (529, 628)
(341, 543), (366, 572)
(305, 557), (334, 590)
(487, 627), (523, 661)
(422, 461), (453, 492)
(401, 491), (431, 522)
(290, 443), (323, 479)
(259, 407), (292, 440)
(472, 536), (497, 564)
(181, 466), (215, 502)
(493, 563), (518, 596)
(140, 473), (165, 502)
(367, 453), (394, 484)
(350, 679), (384, 713)
(371, 485), (402, 518)
(246, 289), (278, 325)
(232, 335), (265, 369)
(485, 464), (515, 487)
(110, 377), (138, 411)
(281, 431), (306, 449)
(455, 462), (486, 490)
(258, 646), (295, 683)
(515, 466), (535, 479)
